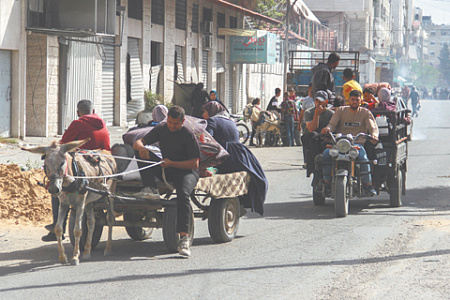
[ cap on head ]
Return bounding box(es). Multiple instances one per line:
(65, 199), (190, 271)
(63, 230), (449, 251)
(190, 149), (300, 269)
(315, 90), (328, 102)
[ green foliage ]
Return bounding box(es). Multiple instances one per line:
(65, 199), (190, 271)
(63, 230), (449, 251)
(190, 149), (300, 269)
(409, 60), (439, 90)
(254, 0), (285, 20)
(438, 44), (450, 86)
(144, 90), (165, 111)
(0, 137), (18, 144)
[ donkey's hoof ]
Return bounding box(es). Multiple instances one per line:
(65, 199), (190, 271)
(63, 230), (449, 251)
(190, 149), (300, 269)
(59, 255), (68, 264)
(83, 253), (91, 260)
(70, 258), (80, 266)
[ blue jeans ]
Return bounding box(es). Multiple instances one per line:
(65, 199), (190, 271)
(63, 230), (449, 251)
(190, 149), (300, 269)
(323, 144), (372, 184)
(284, 116), (294, 146)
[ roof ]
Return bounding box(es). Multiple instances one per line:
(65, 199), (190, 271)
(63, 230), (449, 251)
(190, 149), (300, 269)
(290, 0), (320, 24)
(206, 0), (281, 25)
(267, 28), (308, 43)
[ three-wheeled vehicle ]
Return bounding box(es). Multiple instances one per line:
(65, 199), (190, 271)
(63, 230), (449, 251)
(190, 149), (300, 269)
(310, 105), (410, 217)
(67, 170), (250, 252)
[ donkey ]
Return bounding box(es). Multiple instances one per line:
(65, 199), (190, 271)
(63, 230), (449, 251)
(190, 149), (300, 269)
(22, 139), (117, 265)
(255, 110), (281, 146)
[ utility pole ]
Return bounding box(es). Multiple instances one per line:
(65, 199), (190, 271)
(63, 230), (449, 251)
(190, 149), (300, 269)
(283, 1), (290, 93)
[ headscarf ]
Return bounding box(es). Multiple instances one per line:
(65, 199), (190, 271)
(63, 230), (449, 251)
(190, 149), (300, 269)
(152, 105), (168, 123)
(210, 90), (218, 99)
(203, 101), (226, 118)
(378, 88), (391, 103)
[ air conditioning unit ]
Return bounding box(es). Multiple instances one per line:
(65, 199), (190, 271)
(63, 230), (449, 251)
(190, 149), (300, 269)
(203, 21), (213, 34)
(203, 35), (213, 50)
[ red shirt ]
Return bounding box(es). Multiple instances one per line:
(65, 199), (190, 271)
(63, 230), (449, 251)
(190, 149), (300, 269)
(60, 114), (111, 150)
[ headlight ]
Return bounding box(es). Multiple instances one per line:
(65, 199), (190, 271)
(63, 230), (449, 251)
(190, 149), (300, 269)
(329, 147), (339, 158)
(349, 147), (359, 159)
(337, 139), (352, 153)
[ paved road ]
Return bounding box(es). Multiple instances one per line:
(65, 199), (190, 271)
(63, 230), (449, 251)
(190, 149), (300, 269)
(0, 100), (449, 299)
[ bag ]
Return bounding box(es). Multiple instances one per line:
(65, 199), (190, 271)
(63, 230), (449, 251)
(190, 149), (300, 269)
(417, 103), (421, 111)
(243, 104), (253, 119)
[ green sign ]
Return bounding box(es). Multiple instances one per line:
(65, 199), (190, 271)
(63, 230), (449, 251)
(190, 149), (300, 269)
(230, 31), (277, 64)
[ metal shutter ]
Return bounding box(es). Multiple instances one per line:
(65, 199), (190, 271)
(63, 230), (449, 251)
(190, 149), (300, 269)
(0, 50), (11, 137)
(101, 37), (115, 125)
(227, 67), (233, 110)
(216, 52), (225, 73)
(202, 50), (208, 89)
(127, 38), (145, 122)
(62, 38), (96, 131)
(191, 48), (198, 82)
(175, 45), (184, 82)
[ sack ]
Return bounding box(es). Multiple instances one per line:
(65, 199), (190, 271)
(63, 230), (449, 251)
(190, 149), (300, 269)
(417, 104), (421, 111)
(243, 104), (253, 119)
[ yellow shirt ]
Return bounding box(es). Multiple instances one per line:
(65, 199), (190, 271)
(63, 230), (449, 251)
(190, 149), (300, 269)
(343, 80), (363, 103)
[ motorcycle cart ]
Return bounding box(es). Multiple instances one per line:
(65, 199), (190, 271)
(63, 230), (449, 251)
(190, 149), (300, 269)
(311, 105), (410, 217)
(68, 171), (251, 252)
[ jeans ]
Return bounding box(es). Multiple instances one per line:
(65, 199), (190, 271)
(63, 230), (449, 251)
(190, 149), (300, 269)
(137, 151), (199, 233)
(411, 100), (418, 117)
(322, 144), (372, 184)
(284, 116), (294, 146)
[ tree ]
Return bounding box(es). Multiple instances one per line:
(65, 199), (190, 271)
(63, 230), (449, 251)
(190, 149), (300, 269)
(409, 60), (439, 90)
(438, 44), (450, 86)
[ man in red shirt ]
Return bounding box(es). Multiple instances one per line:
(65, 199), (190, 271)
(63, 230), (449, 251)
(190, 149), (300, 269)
(42, 99), (111, 241)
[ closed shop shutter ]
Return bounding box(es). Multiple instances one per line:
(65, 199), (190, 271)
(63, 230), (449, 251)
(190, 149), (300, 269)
(127, 38), (145, 122)
(0, 50), (11, 137)
(202, 50), (208, 89)
(216, 52), (225, 73)
(191, 48), (198, 83)
(175, 45), (184, 82)
(62, 38), (96, 131)
(102, 37), (115, 126)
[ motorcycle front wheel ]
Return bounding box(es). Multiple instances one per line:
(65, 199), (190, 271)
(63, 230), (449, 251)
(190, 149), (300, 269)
(334, 176), (349, 217)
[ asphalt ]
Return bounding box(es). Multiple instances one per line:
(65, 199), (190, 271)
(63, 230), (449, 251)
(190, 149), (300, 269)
(0, 126), (128, 167)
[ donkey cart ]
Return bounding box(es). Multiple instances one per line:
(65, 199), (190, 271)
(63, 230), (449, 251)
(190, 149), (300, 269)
(69, 171), (251, 253)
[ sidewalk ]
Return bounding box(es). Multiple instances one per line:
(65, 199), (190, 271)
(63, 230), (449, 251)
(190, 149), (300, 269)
(0, 126), (128, 167)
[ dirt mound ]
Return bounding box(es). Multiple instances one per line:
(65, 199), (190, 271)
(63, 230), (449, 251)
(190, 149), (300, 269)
(0, 164), (52, 225)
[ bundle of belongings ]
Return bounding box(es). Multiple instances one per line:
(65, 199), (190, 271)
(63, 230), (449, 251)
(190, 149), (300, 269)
(114, 115), (229, 181)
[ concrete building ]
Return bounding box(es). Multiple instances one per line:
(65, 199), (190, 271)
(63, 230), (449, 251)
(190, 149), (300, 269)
(423, 23), (450, 67)
(0, 1), (27, 138)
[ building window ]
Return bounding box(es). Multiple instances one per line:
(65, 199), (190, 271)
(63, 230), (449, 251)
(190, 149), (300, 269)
(217, 12), (225, 39)
(441, 30), (448, 36)
(430, 31), (436, 36)
(175, 0), (187, 30)
(152, 0), (164, 25)
(230, 16), (238, 29)
(430, 51), (435, 56)
(151, 41), (162, 66)
(430, 41), (436, 46)
(192, 4), (199, 33)
(128, 0), (142, 20)
(203, 7), (212, 22)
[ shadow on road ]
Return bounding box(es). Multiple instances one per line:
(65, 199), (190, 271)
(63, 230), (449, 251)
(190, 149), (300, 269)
(1, 247), (449, 293)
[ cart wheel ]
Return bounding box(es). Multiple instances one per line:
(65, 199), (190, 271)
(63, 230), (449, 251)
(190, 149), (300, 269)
(389, 168), (403, 207)
(334, 176), (349, 217)
(69, 209), (104, 251)
(123, 213), (154, 241)
(237, 123), (250, 144)
(208, 197), (240, 243)
(162, 206), (194, 253)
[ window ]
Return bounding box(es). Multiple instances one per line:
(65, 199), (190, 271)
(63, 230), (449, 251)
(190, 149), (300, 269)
(430, 41), (436, 46)
(230, 16), (238, 29)
(175, 0), (187, 30)
(151, 41), (161, 66)
(430, 31), (436, 36)
(128, 0), (142, 20)
(152, 0), (164, 25)
(203, 7), (212, 22)
(441, 30), (448, 36)
(192, 4), (199, 33)
(217, 12), (225, 39)
(430, 51), (435, 56)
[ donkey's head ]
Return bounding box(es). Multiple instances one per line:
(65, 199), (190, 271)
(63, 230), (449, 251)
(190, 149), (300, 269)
(22, 139), (90, 196)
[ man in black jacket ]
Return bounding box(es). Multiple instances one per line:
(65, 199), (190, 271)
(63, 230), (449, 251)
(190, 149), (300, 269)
(311, 53), (340, 99)
(190, 82), (210, 118)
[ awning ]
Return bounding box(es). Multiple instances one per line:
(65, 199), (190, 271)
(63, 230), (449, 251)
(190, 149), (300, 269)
(206, 0), (281, 25)
(290, 0), (320, 24)
(217, 28), (257, 36)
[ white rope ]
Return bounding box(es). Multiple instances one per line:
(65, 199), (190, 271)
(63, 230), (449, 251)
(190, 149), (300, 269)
(69, 152), (163, 179)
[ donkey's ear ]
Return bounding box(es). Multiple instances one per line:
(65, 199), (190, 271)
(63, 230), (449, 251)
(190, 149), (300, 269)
(21, 145), (50, 154)
(60, 138), (91, 153)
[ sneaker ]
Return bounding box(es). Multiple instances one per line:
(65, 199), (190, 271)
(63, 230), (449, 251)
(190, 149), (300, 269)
(177, 235), (191, 257)
(135, 186), (161, 200)
(45, 223), (55, 233)
(42, 232), (65, 242)
(364, 185), (377, 197)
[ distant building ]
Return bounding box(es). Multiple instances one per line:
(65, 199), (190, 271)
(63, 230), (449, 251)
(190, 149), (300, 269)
(423, 20), (450, 67)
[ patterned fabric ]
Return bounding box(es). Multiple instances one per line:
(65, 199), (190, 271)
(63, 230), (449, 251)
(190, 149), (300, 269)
(195, 171), (250, 198)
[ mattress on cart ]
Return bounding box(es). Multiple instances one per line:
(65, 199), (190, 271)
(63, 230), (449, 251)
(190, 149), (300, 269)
(195, 171), (251, 199)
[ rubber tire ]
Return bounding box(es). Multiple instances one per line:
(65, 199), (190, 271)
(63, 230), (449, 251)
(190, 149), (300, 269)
(123, 213), (154, 241)
(334, 176), (349, 217)
(162, 206), (194, 253)
(389, 168), (403, 207)
(69, 209), (104, 251)
(237, 123), (250, 144)
(313, 188), (326, 206)
(208, 198), (240, 243)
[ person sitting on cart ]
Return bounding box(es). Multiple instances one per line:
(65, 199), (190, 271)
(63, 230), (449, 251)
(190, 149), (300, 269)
(133, 105), (200, 257)
(302, 91), (334, 177)
(321, 90), (379, 196)
(42, 99), (111, 242)
(342, 68), (362, 105)
(362, 87), (379, 110)
(202, 101), (268, 216)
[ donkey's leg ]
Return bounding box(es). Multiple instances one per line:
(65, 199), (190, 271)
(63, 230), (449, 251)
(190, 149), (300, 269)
(71, 201), (85, 266)
(104, 195), (115, 256)
(83, 202), (95, 260)
(56, 202), (70, 264)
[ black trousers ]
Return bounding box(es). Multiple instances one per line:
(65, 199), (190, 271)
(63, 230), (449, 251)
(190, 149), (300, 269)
(51, 196), (68, 232)
(137, 151), (199, 234)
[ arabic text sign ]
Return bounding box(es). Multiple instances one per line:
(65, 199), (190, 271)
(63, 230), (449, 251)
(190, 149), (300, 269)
(229, 32), (277, 64)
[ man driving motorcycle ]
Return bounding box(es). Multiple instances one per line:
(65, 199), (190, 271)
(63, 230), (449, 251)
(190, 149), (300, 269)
(321, 90), (379, 196)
